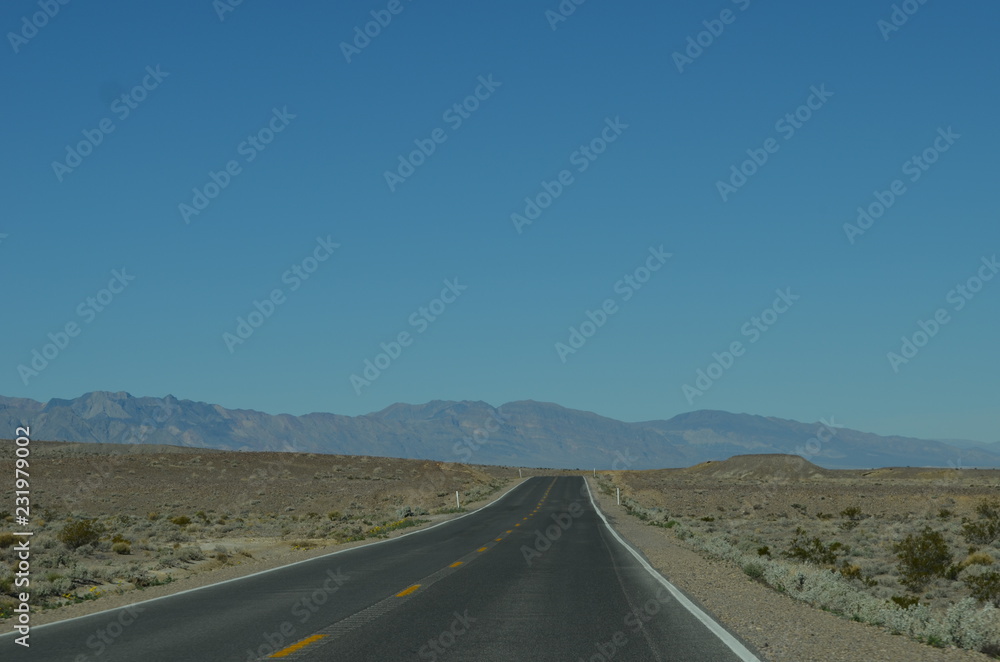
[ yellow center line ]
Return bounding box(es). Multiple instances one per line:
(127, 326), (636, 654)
(396, 584), (421, 597)
(495, 537), (502, 541)
(477, 546), (488, 552)
(506, 529), (512, 533)
(449, 561), (463, 568)
(269, 634), (327, 658)
(515, 523), (520, 527)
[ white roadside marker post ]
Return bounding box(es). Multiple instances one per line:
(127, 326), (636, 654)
(617, 488), (620, 505)
(456, 491), (460, 509)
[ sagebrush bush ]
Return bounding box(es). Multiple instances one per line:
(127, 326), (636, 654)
(964, 570), (1000, 608)
(893, 526), (952, 592)
(174, 546), (204, 563)
(782, 527), (848, 565)
(57, 519), (104, 550)
(962, 499), (1000, 546)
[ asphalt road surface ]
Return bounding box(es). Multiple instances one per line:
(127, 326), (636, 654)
(2, 476), (761, 661)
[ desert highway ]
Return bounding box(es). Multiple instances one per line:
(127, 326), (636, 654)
(3, 477), (761, 661)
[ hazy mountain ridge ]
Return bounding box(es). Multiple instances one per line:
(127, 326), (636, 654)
(1, 392), (998, 470)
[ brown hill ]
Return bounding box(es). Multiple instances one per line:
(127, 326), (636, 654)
(682, 453), (835, 481)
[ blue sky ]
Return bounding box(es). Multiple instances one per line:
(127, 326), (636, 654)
(2, 0), (998, 443)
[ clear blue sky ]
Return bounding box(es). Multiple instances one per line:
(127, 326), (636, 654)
(2, 1), (998, 442)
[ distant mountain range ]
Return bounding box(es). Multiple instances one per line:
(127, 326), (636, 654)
(2, 392), (998, 470)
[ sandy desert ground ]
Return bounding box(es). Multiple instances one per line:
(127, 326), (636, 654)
(3, 444), (999, 660)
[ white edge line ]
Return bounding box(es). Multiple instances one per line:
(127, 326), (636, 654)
(583, 477), (762, 662)
(0, 477), (531, 637)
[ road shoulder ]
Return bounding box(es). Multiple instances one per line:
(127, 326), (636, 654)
(585, 476), (991, 662)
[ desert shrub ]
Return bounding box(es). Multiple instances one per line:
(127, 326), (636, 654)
(964, 571), (1000, 608)
(961, 552), (994, 568)
(893, 526), (953, 592)
(961, 499), (1000, 546)
(170, 516), (192, 527)
(0, 532), (17, 549)
(891, 595), (919, 609)
(782, 527), (848, 565)
(839, 507), (866, 531)
(742, 561), (765, 580)
(838, 562), (876, 587)
(112, 542), (131, 555)
(123, 567), (155, 588)
(757, 545), (771, 557)
(649, 520), (677, 529)
(147, 512), (160, 521)
(57, 519), (104, 550)
(174, 546), (204, 563)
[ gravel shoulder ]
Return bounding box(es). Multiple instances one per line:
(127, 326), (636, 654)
(586, 476), (993, 662)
